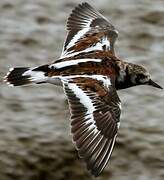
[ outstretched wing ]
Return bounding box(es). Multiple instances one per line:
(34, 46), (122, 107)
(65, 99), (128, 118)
(61, 75), (121, 176)
(60, 2), (118, 58)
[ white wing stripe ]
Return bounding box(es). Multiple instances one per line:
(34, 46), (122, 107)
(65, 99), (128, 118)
(61, 36), (110, 58)
(51, 58), (101, 69)
(62, 75), (111, 134)
(68, 83), (95, 114)
(61, 75), (111, 88)
(91, 75), (111, 88)
(66, 82), (98, 134)
(47, 75), (111, 87)
(65, 27), (90, 49)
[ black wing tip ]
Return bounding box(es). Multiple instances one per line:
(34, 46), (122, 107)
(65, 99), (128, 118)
(89, 167), (102, 177)
(71, 2), (98, 16)
(80, 2), (92, 7)
(86, 136), (117, 177)
(87, 162), (104, 177)
(67, 2), (102, 30)
(76, 2), (92, 9)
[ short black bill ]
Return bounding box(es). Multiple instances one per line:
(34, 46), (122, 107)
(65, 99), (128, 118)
(149, 79), (163, 89)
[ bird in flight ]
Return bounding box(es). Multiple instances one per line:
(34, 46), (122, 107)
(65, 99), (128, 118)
(4, 2), (162, 177)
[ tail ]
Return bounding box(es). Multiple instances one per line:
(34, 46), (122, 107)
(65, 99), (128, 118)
(4, 66), (48, 86)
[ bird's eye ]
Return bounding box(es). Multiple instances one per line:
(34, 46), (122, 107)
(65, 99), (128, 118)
(138, 74), (145, 79)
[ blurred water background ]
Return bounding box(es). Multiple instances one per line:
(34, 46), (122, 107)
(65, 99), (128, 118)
(0, 0), (164, 179)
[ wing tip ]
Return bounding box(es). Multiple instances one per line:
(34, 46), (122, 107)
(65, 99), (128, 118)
(67, 2), (102, 30)
(87, 136), (117, 177)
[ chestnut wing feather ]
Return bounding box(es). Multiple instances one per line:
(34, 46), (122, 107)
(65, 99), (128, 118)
(62, 76), (121, 176)
(60, 2), (118, 58)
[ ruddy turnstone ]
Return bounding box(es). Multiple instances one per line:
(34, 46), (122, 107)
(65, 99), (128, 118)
(4, 2), (162, 177)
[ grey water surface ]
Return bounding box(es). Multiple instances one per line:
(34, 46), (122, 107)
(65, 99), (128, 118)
(0, 0), (164, 180)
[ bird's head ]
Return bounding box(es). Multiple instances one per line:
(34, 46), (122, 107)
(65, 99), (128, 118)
(128, 64), (163, 89)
